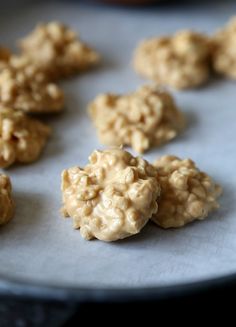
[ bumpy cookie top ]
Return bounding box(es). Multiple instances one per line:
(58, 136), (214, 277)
(0, 107), (51, 168)
(89, 85), (185, 153)
(133, 30), (211, 89)
(0, 55), (64, 113)
(152, 155), (222, 228)
(61, 148), (160, 241)
(0, 173), (14, 225)
(19, 21), (100, 80)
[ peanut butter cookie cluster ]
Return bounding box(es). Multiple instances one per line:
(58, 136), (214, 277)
(133, 18), (236, 89)
(61, 148), (160, 241)
(19, 21), (100, 80)
(0, 56), (64, 113)
(152, 155), (222, 228)
(89, 85), (185, 153)
(0, 107), (51, 168)
(61, 148), (222, 242)
(134, 31), (211, 89)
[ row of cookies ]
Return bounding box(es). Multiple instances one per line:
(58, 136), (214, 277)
(0, 22), (100, 225)
(0, 21), (99, 168)
(1, 17), (235, 166)
(0, 20), (225, 237)
(134, 16), (236, 89)
(61, 17), (231, 239)
(0, 145), (222, 235)
(88, 17), (236, 152)
(61, 148), (222, 242)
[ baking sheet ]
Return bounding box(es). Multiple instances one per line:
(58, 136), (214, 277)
(0, 0), (236, 289)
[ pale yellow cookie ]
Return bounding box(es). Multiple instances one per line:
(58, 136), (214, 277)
(89, 85), (185, 153)
(61, 148), (160, 241)
(134, 31), (211, 89)
(152, 155), (222, 228)
(0, 55), (64, 113)
(0, 173), (14, 225)
(0, 107), (51, 168)
(211, 16), (236, 79)
(19, 21), (100, 80)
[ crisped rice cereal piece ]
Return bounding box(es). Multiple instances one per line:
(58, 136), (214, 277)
(0, 174), (14, 225)
(152, 155), (222, 228)
(0, 56), (64, 113)
(211, 16), (236, 79)
(19, 21), (100, 80)
(89, 85), (185, 153)
(133, 30), (211, 89)
(0, 107), (51, 168)
(61, 148), (160, 241)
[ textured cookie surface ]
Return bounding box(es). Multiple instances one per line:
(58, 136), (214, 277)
(19, 21), (100, 80)
(89, 85), (185, 153)
(0, 107), (51, 168)
(134, 30), (211, 89)
(0, 56), (64, 113)
(61, 148), (160, 241)
(152, 155), (222, 228)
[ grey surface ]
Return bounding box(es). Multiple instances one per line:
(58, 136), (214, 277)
(0, 0), (236, 289)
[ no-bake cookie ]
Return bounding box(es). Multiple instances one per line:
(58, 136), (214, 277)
(152, 155), (222, 228)
(0, 107), (51, 168)
(134, 31), (211, 89)
(19, 21), (100, 80)
(89, 85), (185, 153)
(0, 55), (64, 113)
(61, 148), (160, 241)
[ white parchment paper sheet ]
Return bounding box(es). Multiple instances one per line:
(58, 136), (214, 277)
(0, 0), (236, 289)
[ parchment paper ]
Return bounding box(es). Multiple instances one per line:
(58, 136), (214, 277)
(0, 0), (236, 289)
